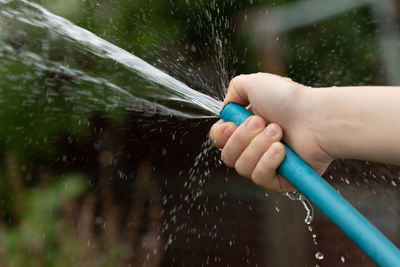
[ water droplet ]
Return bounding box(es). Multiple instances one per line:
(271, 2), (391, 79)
(286, 191), (314, 224)
(340, 256), (345, 263)
(315, 252), (324, 260)
(275, 206), (280, 212)
(286, 190), (300, 200)
(305, 213), (313, 224)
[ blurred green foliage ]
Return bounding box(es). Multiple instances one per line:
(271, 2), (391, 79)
(1, 173), (127, 267)
(2, 175), (84, 267)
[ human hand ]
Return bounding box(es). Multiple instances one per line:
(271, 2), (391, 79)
(210, 73), (333, 192)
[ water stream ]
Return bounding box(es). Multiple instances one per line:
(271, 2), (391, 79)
(0, 0), (222, 118)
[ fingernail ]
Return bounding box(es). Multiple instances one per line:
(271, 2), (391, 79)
(223, 125), (232, 137)
(245, 117), (261, 130)
(264, 124), (278, 137)
(268, 144), (279, 157)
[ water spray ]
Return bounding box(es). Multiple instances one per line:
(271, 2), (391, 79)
(220, 103), (400, 267)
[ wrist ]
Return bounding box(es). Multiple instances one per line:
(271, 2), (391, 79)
(302, 87), (338, 160)
(311, 86), (400, 165)
(310, 86), (362, 161)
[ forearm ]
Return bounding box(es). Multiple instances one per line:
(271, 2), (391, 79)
(314, 86), (400, 165)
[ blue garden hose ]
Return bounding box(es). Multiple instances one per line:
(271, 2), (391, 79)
(220, 103), (400, 267)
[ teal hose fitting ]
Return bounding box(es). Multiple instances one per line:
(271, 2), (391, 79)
(220, 103), (400, 267)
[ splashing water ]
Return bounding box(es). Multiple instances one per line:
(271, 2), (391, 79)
(286, 191), (325, 264)
(286, 190), (314, 225)
(0, 0), (222, 118)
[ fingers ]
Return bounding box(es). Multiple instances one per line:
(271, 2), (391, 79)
(210, 113), (293, 192)
(221, 116), (266, 167)
(251, 142), (293, 192)
(209, 119), (237, 148)
(234, 123), (282, 178)
(211, 117), (294, 192)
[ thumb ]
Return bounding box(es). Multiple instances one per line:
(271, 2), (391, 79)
(224, 74), (254, 106)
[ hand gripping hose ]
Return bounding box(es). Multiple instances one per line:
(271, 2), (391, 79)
(220, 103), (400, 267)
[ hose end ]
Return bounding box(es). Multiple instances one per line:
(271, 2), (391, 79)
(219, 103), (252, 126)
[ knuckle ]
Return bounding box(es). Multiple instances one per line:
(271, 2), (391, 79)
(221, 150), (234, 168)
(235, 160), (250, 178)
(228, 75), (245, 89)
(283, 76), (293, 83)
(251, 171), (265, 187)
(254, 72), (265, 79)
(238, 150), (252, 164)
(232, 74), (245, 82)
(235, 122), (260, 141)
(258, 157), (272, 173)
(234, 132), (249, 148)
